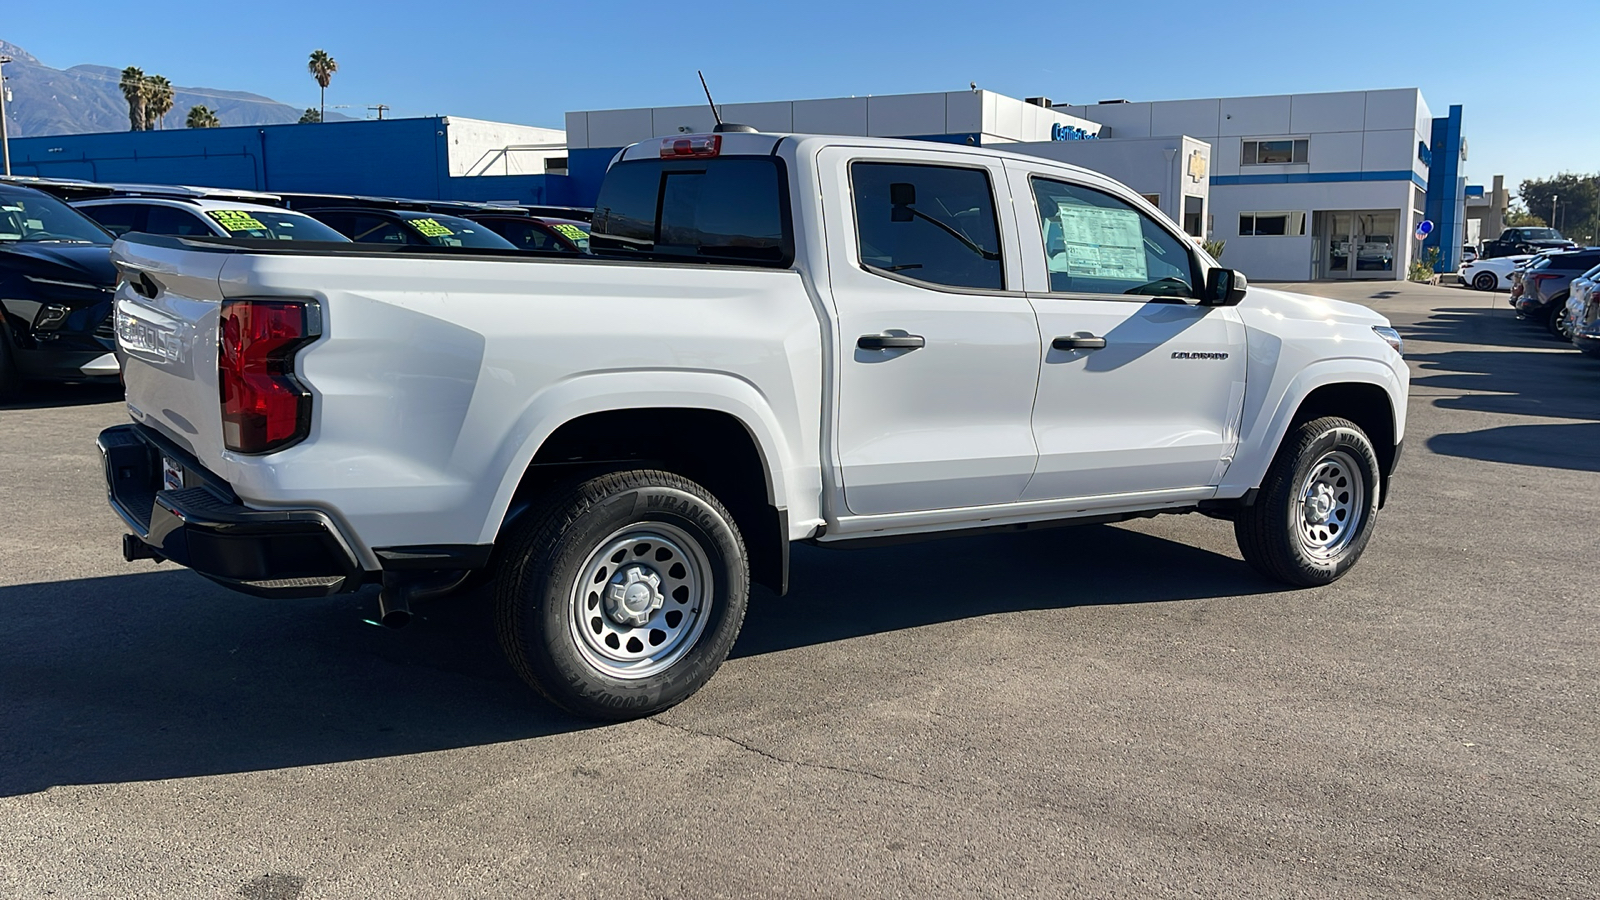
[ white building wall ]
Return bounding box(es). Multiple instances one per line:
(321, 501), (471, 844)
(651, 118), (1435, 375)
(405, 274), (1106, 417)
(1209, 181), (1418, 281)
(563, 91), (1104, 149)
(444, 118), (566, 176)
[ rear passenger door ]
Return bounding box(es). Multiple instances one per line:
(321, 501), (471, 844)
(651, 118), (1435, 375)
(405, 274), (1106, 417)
(78, 203), (147, 237)
(144, 205), (219, 237)
(818, 147), (1040, 516)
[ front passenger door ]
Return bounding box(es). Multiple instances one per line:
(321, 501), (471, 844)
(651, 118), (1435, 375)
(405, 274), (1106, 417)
(1009, 167), (1247, 503)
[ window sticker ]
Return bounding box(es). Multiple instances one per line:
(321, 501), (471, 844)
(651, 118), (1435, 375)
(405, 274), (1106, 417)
(207, 209), (267, 232)
(551, 223), (587, 242)
(1050, 205), (1148, 281)
(410, 218), (455, 238)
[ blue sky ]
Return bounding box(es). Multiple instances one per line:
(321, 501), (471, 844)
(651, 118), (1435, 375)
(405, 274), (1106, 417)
(5, 0), (1596, 201)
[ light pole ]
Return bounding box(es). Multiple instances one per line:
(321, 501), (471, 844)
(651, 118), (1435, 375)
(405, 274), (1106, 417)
(1552, 194), (1559, 229)
(0, 55), (12, 176)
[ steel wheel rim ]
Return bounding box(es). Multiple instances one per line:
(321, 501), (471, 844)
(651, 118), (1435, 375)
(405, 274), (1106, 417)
(1294, 449), (1364, 560)
(568, 521), (714, 680)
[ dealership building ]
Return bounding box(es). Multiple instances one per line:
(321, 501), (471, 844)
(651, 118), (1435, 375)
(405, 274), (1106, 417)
(6, 85), (1468, 281)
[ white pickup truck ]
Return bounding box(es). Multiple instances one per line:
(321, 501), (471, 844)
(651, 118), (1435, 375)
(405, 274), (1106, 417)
(101, 131), (1408, 719)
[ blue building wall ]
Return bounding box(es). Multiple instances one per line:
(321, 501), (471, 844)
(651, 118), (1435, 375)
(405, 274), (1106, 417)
(1422, 105), (1465, 271)
(8, 117), (572, 206)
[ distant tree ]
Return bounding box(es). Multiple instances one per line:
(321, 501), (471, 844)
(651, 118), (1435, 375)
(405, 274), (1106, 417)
(145, 75), (175, 130)
(1519, 173), (1599, 241)
(307, 49), (338, 124)
(185, 105), (220, 129)
(298, 108), (322, 124)
(119, 66), (148, 131)
(1504, 204), (1546, 228)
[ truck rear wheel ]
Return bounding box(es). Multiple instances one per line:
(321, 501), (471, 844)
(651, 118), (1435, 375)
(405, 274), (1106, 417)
(494, 469), (749, 720)
(1234, 417), (1381, 587)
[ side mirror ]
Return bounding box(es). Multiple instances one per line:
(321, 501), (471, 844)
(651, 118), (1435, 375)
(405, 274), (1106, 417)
(1203, 268), (1249, 306)
(890, 182), (916, 222)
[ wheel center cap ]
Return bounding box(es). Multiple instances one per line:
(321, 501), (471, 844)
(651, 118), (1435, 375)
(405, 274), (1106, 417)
(605, 566), (664, 627)
(1306, 486), (1335, 524)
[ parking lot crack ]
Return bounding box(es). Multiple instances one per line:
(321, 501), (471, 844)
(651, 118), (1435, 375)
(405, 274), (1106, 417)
(650, 719), (933, 793)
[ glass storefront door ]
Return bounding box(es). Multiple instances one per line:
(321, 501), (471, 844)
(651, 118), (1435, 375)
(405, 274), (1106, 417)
(1319, 210), (1400, 279)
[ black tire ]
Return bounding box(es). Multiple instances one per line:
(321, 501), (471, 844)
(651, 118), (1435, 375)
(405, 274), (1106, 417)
(1472, 271), (1498, 292)
(1545, 296), (1573, 340)
(0, 327), (20, 402)
(1234, 417), (1382, 587)
(494, 469), (749, 720)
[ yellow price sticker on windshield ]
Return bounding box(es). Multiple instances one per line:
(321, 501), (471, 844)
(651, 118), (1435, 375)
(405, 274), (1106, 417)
(551, 223), (587, 242)
(207, 209), (267, 232)
(411, 218), (455, 238)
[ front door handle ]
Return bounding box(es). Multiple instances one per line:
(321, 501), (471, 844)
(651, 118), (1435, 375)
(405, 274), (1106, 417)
(858, 333), (926, 351)
(1052, 334), (1107, 351)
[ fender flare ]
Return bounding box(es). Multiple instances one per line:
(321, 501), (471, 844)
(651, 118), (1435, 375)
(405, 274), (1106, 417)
(1220, 357), (1405, 498)
(476, 369), (793, 545)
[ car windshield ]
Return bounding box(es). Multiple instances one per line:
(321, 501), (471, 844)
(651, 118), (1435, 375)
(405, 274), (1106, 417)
(205, 209), (351, 241)
(0, 188), (113, 244)
(546, 220), (590, 251)
(397, 213), (516, 249)
(1520, 228), (1563, 240)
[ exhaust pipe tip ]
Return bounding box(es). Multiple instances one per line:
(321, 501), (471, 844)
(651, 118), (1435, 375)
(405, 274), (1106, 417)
(374, 569), (472, 629)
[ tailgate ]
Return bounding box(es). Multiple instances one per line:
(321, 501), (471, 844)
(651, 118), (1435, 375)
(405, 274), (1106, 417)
(111, 236), (232, 465)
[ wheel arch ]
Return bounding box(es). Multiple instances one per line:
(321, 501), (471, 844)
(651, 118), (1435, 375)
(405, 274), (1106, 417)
(481, 371), (793, 594)
(1224, 360), (1405, 508)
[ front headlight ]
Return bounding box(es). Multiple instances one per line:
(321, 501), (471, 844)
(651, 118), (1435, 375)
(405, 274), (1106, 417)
(1372, 325), (1404, 357)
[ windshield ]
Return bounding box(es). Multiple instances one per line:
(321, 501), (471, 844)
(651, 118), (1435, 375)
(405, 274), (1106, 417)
(547, 221), (590, 252)
(205, 209), (350, 241)
(0, 188), (113, 244)
(1520, 228), (1563, 240)
(397, 213), (516, 249)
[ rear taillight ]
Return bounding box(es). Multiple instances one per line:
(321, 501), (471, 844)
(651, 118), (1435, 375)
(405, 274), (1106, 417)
(661, 134), (721, 158)
(219, 299), (319, 454)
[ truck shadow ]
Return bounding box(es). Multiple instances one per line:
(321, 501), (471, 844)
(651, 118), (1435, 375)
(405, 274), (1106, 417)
(1408, 345), (1600, 421)
(0, 381), (124, 411)
(0, 524), (1271, 797)
(1427, 421), (1600, 472)
(1399, 306), (1560, 352)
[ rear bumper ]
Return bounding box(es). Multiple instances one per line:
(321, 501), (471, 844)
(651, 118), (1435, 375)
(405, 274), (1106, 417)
(98, 423), (366, 598)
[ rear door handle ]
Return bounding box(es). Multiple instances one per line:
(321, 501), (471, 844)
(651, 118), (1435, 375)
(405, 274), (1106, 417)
(858, 333), (926, 351)
(1052, 334), (1107, 351)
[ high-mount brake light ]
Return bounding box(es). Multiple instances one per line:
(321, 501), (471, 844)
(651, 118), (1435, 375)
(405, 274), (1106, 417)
(661, 134), (721, 159)
(219, 299), (319, 454)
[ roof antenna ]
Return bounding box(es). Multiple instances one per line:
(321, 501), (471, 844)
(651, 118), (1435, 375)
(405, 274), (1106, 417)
(698, 70), (757, 134)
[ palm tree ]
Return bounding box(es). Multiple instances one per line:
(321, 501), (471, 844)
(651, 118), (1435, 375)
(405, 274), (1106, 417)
(307, 50), (337, 124)
(185, 105), (220, 129)
(118, 66), (147, 131)
(145, 75), (175, 130)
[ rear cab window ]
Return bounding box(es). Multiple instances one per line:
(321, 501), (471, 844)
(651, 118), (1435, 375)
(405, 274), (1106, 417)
(590, 157), (792, 266)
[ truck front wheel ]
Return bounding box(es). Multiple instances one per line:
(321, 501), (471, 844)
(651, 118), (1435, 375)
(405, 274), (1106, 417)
(494, 469), (749, 720)
(1234, 417), (1381, 587)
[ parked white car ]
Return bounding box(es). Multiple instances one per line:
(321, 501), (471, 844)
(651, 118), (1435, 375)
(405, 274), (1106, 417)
(74, 195), (349, 243)
(1460, 254), (1533, 291)
(101, 132), (1409, 719)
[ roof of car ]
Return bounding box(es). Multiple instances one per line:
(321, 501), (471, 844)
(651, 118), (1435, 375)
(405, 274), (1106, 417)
(75, 196), (309, 215)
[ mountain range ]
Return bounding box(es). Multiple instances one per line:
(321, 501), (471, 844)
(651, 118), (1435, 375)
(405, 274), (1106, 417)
(0, 39), (347, 136)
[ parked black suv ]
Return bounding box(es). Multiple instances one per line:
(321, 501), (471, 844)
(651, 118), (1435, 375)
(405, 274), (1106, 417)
(1481, 226), (1576, 259)
(0, 182), (119, 398)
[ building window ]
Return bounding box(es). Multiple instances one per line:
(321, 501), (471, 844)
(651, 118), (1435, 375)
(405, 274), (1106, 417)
(1239, 211), (1306, 236)
(1241, 139), (1309, 166)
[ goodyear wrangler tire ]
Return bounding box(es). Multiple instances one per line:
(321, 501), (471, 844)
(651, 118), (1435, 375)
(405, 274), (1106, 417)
(494, 469), (749, 720)
(1234, 416), (1382, 587)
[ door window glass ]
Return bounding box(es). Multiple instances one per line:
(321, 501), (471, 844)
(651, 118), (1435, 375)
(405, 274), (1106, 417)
(851, 162), (1004, 291)
(80, 203), (144, 237)
(144, 206), (215, 236)
(1030, 178), (1199, 298)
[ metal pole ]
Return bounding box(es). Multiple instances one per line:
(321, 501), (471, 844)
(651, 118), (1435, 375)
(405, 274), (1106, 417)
(1551, 195), (1558, 228)
(0, 56), (12, 176)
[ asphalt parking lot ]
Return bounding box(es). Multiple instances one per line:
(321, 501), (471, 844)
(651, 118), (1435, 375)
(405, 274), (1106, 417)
(2, 280), (1596, 899)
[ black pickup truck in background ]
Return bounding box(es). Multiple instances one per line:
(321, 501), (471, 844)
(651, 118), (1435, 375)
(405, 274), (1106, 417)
(1480, 226), (1577, 259)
